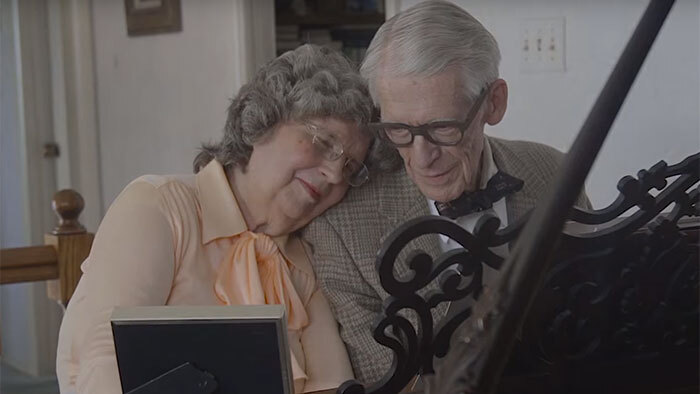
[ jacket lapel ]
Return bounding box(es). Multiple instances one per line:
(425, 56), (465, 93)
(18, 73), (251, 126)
(375, 175), (448, 319)
(377, 171), (437, 244)
(489, 137), (541, 222)
(376, 170), (444, 282)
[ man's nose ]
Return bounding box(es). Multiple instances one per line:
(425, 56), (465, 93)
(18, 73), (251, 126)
(410, 135), (440, 168)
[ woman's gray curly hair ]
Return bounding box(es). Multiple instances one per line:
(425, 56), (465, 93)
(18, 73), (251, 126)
(194, 44), (381, 173)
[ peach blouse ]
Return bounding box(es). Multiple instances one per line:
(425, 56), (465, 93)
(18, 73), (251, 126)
(56, 160), (353, 393)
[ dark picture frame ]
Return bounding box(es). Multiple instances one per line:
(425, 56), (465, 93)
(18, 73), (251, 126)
(111, 305), (294, 394)
(124, 0), (182, 37)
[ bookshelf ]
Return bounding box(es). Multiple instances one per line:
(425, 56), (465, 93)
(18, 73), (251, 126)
(274, 0), (385, 65)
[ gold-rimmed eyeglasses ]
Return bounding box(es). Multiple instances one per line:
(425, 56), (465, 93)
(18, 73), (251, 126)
(304, 123), (369, 187)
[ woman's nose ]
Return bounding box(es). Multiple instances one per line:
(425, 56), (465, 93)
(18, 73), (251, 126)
(320, 157), (345, 184)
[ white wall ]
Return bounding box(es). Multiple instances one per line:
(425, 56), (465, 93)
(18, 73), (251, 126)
(91, 0), (274, 209)
(1, 0), (63, 377)
(401, 0), (699, 208)
(0, 0), (37, 374)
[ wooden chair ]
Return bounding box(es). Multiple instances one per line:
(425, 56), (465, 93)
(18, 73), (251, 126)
(0, 189), (94, 307)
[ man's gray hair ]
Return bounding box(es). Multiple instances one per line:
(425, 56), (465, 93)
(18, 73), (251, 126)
(360, 0), (501, 106)
(194, 44), (374, 172)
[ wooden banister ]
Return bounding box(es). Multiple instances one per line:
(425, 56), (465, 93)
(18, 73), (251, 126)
(50, 189), (87, 235)
(45, 189), (94, 305)
(0, 189), (94, 306)
(0, 246), (58, 284)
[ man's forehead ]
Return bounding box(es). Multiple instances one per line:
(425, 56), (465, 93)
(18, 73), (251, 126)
(377, 71), (463, 91)
(376, 61), (465, 86)
(377, 78), (466, 124)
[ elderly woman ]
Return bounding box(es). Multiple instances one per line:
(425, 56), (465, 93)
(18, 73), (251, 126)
(56, 45), (373, 394)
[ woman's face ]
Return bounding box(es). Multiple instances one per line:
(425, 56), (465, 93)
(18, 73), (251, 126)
(237, 117), (370, 236)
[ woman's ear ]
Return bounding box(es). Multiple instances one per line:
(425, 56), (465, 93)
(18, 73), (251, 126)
(484, 78), (508, 126)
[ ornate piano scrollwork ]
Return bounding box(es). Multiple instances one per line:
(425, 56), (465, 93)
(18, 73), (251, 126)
(339, 217), (509, 394)
(338, 152), (699, 394)
(512, 216), (699, 375)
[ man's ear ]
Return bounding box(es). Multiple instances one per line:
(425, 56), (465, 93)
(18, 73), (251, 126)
(484, 78), (508, 125)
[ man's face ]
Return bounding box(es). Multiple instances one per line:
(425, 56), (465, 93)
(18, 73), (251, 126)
(377, 68), (486, 202)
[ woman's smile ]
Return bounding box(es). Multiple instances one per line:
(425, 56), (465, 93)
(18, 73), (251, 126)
(296, 177), (321, 201)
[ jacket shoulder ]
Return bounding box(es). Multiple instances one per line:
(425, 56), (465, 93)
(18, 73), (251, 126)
(491, 137), (564, 162)
(303, 169), (417, 260)
(489, 136), (591, 209)
(490, 137), (564, 182)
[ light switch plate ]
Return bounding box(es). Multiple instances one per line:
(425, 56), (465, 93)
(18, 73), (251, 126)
(520, 17), (566, 73)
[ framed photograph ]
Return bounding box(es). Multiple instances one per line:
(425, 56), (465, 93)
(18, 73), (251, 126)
(111, 305), (294, 394)
(124, 0), (182, 37)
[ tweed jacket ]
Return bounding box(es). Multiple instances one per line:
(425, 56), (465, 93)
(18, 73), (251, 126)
(302, 137), (591, 384)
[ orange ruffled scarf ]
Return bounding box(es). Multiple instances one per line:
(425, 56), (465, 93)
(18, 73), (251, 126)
(214, 231), (309, 392)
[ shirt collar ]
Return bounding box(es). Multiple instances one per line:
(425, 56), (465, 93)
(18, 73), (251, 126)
(197, 160), (248, 244)
(196, 160), (314, 276)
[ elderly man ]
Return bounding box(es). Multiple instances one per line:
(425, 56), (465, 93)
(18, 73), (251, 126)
(303, 0), (590, 384)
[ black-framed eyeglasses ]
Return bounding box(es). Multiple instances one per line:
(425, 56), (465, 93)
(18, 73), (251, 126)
(368, 85), (491, 147)
(304, 123), (369, 187)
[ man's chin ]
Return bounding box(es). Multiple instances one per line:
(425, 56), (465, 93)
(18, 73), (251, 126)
(408, 171), (465, 202)
(418, 185), (463, 203)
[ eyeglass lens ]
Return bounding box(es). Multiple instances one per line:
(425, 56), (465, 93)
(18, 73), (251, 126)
(307, 125), (368, 186)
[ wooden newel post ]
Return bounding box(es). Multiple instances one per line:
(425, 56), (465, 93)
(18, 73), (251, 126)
(45, 189), (94, 306)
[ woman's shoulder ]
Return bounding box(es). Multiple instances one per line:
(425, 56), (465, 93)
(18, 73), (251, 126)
(130, 172), (197, 191)
(111, 172), (201, 220)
